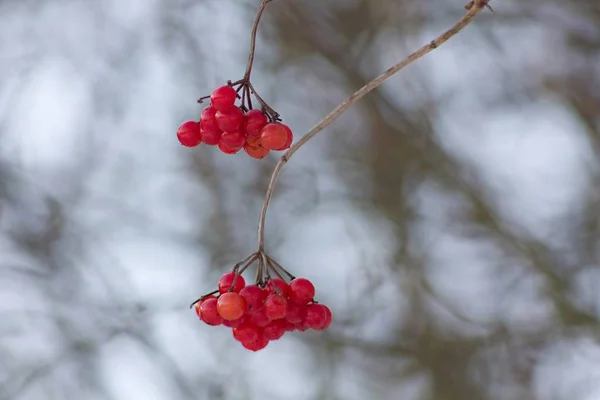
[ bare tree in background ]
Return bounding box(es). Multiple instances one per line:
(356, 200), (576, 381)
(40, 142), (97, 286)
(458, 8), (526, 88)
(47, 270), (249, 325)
(1, 0), (599, 400)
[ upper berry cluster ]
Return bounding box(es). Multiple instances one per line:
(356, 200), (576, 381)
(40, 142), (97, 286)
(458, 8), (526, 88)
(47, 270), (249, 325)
(177, 84), (293, 159)
(192, 256), (332, 352)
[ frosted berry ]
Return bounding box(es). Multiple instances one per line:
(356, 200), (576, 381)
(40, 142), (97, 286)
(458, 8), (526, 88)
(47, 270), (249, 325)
(288, 278), (315, 305)
(266, 278), (289, 297)
(263, 320), (286, 341)
(216, 107), (244, 132)
(198, 297), (223, 326)
(264, 293), (287, 320)
(284, 302), (307, 324)
(245, 109), (268, 136)
(233, 322), (261, 343)
(241, 334), (269, 351)
(217, 292), (246, 321)
(220, 130), (246, 148)
(260, 123), (288, 150)
(177, 121), (202, 147)
(240, 285), (268, 311)
(304, 303), (328, 330)
(200, 106), (221, 134)
(218, 141), (243, 154)
(244, 144), (270, 159)
(210, 85), (237, 112)
(218, 272), (246, 294)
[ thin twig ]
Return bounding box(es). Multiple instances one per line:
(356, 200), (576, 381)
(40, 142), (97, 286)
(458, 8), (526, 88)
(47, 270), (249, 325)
(243, 0), (272, 81)
(256, 1), (488, 249)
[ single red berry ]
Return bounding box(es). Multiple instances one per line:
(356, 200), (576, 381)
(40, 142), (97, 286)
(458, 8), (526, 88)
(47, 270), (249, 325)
(210, 85), (237, 112)
(222, 314), (247, 328)
(201, 128), (222, 146)
(216, 107), (244, 132)
(198, 297), (223, 326)
(246, 135), (262, 147)
(263, 320), (286, 341)
(240, 285), (268, 311)
(244, 144), (270, 159)
(288, 278), (315, 305)
(266, 278), (289, 297)
(249, 306), (272, 327)
(321, 304), (332, 330)
(233, 322), (261, 343)
(218, 141), (243, 154)
(304, 303), (328, 330)
(218, 272), (246, 294)
(283, 320), (296, 332)
(193, 295), (216, 319)
(217, 292), (246, 321)
(177, 121), (202, 147)
(244, 109), (268, 136)
(279, 123), (293, 150)
(200, 106), (221, 134)
(220, 130), (246, 148)
(240, 334), (269, 352)
(284, 302), (307, 324)
(264, 293), (287, 320)
(260, 123), (289, 151)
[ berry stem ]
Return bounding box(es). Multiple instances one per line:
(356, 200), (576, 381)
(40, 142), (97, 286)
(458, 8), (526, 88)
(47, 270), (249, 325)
(229, 253), (258, 292)
(256, 1), (488, 250)
(189, 289), (219, 309)
(266, 255), (295, 280)
(243, 0), (272, 82)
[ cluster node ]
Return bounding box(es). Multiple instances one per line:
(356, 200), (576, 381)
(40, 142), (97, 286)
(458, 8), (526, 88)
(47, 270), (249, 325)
(177, 84), (293, 159)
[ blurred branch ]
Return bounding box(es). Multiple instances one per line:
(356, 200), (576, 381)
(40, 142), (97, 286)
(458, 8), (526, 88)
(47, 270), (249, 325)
(257, 0), (490, 250)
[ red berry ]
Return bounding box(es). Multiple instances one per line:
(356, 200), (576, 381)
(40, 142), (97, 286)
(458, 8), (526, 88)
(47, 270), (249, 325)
(283, 320), (296, 332)
(200, 106), (221, 134)
(210, 85), (237, 112)
(240, 285), (268, 311)
(177, 121), (202, 147)
(321, 304), (332, 330)
(304, 303), (328, 330)
(266, 278), (289, 297)
(218, 272), (246, 294)
(193, 295), (215, 319)
(244, 144), (270, 159)
(244, 110), (268, 136)
(201, 128), (222, 146)
(218, 141), (242, 154)
(216, 107), (244, 132)
(249, 306), (272, 327)
(233, 322), (261, 343)
(263, 320), (286, 341)
(198, 297), (223, 326)
(217, 292), (246, 321)
(294, 321), (310, 332)
(222, 315), (247, 328)
(264, 293), (287, 320)
(288, 278), (315, 305)
(284, 302), (307, 324)
(279, 124), (293, 150)
(241, 334), (269, 352)
(220, 130), (246, 148)
(246, 135), (262, 147)
(260, 123), (289, 151)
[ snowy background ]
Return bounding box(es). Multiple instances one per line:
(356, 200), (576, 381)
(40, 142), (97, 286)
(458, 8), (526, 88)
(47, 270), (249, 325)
(2, 0), (600, 399)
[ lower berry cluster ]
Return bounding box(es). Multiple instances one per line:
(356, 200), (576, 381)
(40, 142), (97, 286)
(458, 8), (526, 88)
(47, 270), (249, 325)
(194, 271), (332, 351)
(177, 84), (293, 159)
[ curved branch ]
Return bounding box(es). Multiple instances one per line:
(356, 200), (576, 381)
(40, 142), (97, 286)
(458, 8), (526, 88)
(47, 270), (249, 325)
(257, 1), (489, 249)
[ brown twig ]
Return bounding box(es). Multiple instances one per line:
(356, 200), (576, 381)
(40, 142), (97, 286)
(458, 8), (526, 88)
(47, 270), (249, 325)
(256, 1), (489, 249)
(243, 0), (272, 81)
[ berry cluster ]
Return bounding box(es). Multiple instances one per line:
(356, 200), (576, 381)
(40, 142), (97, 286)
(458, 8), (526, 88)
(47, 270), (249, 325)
(193, 271), (332, 352)
(177, 84), (293, 159)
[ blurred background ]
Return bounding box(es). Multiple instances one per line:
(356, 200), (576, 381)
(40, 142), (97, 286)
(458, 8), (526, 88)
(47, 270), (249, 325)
(1, 0), (600, 399)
